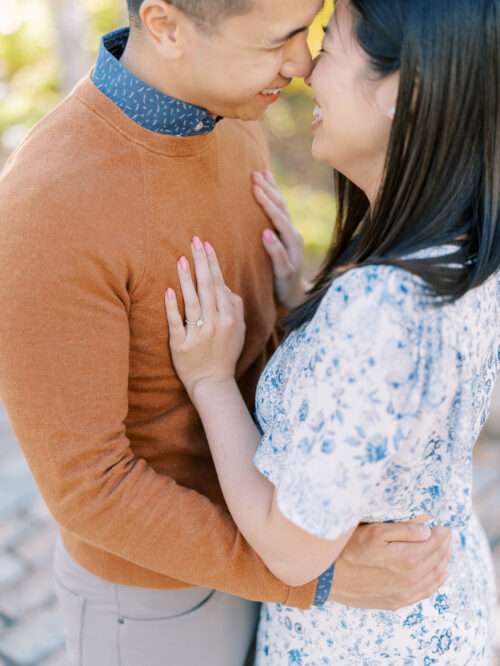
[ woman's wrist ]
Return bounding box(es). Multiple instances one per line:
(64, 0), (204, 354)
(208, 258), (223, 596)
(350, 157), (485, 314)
(190, 376), (238, 410)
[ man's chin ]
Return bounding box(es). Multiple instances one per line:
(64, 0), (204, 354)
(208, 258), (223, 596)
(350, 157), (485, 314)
(205, 98), (269, 123)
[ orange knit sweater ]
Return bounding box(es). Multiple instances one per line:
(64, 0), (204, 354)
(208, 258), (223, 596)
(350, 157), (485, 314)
(0, 75), (315, 608)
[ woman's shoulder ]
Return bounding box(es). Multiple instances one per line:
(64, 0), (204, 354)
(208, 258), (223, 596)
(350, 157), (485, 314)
(315, 263), (430, 338)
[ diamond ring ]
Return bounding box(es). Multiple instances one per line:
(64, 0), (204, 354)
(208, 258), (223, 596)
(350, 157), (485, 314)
(185, 318), (205, 328)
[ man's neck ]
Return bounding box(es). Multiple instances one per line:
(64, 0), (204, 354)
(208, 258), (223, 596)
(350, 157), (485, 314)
(120, 29), (182, 101)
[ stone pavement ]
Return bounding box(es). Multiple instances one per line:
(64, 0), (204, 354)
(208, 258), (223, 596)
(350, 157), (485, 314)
(0, 400), (499, 666)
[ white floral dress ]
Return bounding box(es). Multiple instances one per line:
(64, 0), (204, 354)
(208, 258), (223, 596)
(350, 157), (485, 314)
(253, 264), (499, 666)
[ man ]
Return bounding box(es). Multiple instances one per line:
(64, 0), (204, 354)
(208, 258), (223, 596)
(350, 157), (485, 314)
(0, 1), (450, 664)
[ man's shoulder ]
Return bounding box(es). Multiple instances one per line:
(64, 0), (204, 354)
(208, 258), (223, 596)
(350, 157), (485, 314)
(1, 76), (140, 191)
(0, 81), (143, 225)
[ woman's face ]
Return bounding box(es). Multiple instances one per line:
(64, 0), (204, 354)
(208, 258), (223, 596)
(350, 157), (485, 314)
(309, 0), (399, 202)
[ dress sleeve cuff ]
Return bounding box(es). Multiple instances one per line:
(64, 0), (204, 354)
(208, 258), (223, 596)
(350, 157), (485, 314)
(313, 563), (335, 607)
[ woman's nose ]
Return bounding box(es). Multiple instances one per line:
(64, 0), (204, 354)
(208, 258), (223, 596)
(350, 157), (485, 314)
(304, 56), (320, 87)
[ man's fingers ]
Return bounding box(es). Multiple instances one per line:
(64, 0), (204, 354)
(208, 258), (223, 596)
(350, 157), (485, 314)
(164, 289), (186, 349)
(413, 529), (452, 575)
(387, 527), (451, 573)
(262, 230), (294, 279)
(407, 557), (450, 603)
(383, 517), (433, 543)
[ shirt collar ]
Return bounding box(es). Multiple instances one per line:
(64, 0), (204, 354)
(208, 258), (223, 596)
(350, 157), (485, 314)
(92, 28), (219, 137)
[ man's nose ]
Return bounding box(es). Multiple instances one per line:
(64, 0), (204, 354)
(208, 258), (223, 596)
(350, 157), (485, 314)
(281, 35), (314, 81)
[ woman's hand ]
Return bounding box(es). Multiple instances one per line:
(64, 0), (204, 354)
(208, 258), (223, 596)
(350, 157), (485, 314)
(253, 170), (311, 309)
(165, 237), (246, 400)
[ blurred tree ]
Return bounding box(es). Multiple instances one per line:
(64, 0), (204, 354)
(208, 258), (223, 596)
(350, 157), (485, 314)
(50, 0), (90, 92)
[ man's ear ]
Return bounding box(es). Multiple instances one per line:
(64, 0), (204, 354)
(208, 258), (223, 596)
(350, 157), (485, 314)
(138, 0), (185, 59)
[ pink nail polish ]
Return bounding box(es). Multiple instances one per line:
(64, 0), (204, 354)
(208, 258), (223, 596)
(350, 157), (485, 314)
(166, 288), (175, 301)
(179, 257), (189, 272)
(263, 229), (275, 244)
(192, 236), (203, 251)
(204, 241), (214, 255)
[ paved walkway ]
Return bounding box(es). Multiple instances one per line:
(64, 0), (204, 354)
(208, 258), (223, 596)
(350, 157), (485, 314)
(0, 401), (499, 665)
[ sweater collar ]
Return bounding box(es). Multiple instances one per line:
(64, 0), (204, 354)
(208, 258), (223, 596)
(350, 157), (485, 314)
(92, 28), (219, 137)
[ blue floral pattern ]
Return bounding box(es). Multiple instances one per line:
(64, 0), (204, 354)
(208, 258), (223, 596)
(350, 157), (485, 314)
(253, 264), (499, 665)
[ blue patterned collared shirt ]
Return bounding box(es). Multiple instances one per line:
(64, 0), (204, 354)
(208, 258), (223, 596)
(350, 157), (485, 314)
(92, 27), (218, 137)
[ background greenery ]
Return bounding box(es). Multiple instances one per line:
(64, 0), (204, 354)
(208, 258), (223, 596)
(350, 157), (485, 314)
(0, 0), (335, 261)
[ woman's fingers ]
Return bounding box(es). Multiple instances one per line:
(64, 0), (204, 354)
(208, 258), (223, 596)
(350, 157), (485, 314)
(164, 288), (186, 349)
(204, 241), (232, 316)
(262, 229), (295, 280)
(253, 171), (287, 211)
(177, 256), (202, 325)
(191, 237), (216, 319)
(253, 183), (289, 235)
(253, 181), (302, 257)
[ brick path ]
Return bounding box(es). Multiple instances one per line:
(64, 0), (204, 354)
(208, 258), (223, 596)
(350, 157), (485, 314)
(0, 400), (499, 665)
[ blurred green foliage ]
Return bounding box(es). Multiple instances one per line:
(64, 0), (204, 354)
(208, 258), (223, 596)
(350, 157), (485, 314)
(0, 0), (335, 259)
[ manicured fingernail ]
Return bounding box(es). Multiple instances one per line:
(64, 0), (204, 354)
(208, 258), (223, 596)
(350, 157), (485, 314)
(192, 236), (203, 251)
(166, 288), (175, 301)
(265, 170), (274, 180)
(263, 229), (275, 244)
(204, 241), (214, 255)
(254, 172), (264, 182)
(179, 257), (189, 272)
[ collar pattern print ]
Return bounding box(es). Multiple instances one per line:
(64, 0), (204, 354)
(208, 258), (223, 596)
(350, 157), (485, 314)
(92, 28), (219, 137)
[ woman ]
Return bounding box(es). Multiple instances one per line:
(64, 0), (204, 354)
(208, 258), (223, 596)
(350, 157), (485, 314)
(165, 0), (499, 663)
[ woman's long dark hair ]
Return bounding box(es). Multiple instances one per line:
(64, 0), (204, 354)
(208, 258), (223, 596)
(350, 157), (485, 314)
(285, 0), (500, 333)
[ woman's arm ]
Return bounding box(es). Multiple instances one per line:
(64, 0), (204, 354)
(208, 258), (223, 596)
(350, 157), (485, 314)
(191, 377), (355, 586)
(165, 239), (354, 587)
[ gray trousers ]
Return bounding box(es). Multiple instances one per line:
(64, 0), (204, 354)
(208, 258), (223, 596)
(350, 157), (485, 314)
(53, 534), (259, 666)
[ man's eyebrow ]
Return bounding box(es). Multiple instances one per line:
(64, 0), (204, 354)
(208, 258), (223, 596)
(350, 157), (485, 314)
(269, 25), (309, 46)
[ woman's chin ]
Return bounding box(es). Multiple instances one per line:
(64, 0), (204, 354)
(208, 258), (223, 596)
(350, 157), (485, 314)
(311, 135), (331, 165)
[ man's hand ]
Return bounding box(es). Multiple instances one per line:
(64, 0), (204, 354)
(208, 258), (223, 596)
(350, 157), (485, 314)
(329, 520), (452, 610)
(253, 170), (310, 310)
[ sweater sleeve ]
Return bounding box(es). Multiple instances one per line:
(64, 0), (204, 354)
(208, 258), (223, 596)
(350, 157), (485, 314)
(0, 155), (315, 609)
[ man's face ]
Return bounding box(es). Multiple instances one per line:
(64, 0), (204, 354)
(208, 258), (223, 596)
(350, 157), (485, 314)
(175, 0), (324, 120)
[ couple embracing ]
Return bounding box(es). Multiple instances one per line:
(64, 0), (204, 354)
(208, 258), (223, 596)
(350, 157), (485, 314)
(0, 0), (498, 664)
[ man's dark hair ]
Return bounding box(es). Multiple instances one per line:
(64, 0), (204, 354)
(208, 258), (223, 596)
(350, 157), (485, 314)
(127, 0), (253, 31)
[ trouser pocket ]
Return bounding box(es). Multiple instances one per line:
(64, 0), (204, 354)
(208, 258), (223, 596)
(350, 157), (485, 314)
(53, 576), (86, 666)
(117, 590), (259, 666)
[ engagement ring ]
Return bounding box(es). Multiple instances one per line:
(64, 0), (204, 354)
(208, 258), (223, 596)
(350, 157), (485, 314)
(185, 318), (205, 328)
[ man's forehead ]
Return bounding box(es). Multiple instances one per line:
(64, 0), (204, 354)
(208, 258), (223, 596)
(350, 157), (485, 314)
(246, 0), (324, 34)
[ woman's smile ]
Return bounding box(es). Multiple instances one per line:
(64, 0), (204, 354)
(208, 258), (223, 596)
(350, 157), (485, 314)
(312, 103), (323, 130)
